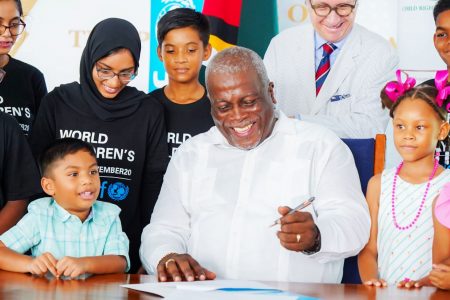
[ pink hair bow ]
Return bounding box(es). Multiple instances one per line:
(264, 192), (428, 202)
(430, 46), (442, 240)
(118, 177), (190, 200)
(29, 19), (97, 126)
(435, 70), (450, 111)
(385, 70), (416, 102)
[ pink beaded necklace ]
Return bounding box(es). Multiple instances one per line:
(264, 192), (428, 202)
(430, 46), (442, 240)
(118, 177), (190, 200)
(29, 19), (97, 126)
(391, 159), (439, 231)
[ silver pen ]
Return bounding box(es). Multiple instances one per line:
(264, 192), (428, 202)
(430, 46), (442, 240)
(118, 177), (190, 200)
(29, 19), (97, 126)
(269, 196), (315, 227)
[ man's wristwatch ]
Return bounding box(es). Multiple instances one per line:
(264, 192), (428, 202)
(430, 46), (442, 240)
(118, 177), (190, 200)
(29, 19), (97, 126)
(301, 225), (321, 255)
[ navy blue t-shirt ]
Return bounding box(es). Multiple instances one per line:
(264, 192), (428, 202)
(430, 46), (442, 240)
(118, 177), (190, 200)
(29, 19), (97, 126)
(0, 57), (47, 135)
(151, 87), (214, 159)
(0, 112), (41, 209)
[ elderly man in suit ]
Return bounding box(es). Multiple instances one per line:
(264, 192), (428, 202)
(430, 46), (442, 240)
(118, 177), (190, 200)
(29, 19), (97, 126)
(264, 0), (399, 138)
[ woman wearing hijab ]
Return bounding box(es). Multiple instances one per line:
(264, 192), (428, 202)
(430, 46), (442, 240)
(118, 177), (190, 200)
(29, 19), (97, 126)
(29, 18), (168, 273)
(0, 0), (47, 135)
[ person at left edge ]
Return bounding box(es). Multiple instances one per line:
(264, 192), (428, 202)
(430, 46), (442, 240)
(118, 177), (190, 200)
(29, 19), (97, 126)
(0, 112), (41, 234)
(0, 0), (47, 136)
(29, 18), (169, 273)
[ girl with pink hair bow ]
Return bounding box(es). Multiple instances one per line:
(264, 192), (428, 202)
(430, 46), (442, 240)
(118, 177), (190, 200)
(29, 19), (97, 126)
(358, 70), (450, 289)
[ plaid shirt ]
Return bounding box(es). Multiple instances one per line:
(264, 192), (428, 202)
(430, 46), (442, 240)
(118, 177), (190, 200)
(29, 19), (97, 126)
(0, 197), (130, 271)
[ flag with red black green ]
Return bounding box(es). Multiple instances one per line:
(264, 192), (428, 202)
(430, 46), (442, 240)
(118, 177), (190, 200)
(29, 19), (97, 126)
(202, 0), (278, 57)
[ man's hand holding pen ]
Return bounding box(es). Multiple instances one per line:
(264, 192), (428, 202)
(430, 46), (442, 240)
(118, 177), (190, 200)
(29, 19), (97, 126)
(276, 207), (321, 253)
(273, 196), (321, 253)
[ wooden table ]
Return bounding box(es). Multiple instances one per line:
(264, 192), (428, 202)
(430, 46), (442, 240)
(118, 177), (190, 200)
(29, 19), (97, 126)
(0, 270), (449, 299)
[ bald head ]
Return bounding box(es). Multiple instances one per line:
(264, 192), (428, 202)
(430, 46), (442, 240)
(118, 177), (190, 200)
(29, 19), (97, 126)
(205, 46), (270, 93)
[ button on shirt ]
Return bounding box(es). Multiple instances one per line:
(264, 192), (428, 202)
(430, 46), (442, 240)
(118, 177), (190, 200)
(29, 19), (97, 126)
(0, 197), (130, 271)
(140, 112), (370, 283)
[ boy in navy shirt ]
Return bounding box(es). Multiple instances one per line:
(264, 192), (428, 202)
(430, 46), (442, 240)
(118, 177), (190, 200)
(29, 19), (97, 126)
(151, 8), (214, 158)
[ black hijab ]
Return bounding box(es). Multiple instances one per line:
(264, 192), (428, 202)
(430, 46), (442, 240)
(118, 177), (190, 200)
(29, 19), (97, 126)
(55, 18), (147, 121)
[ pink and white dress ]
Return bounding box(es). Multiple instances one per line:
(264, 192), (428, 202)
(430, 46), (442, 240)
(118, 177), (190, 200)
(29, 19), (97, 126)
(377, 168), (450, 284)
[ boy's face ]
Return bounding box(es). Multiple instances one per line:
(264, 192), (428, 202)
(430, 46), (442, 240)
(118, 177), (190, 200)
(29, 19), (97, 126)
(41, 150), (100, 221)
(158, 26), (211, 85)
(434, 10), (450, 67)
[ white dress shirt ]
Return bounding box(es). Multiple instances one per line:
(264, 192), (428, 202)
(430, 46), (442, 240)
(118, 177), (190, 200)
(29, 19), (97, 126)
(140, 112), (370, 283)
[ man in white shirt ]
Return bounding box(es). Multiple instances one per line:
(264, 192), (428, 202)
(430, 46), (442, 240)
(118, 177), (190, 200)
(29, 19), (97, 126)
(263, 0), (399, 138)
(140, 47), (370, 283)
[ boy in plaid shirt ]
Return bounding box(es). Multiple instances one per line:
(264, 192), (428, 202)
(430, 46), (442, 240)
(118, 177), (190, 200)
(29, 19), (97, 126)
(0, 138), (129, 278)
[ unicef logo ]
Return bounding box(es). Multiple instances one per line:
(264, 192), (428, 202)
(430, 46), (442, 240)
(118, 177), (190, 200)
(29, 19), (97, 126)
(107, 182), (129, 201)
(155, 0), (196, 36)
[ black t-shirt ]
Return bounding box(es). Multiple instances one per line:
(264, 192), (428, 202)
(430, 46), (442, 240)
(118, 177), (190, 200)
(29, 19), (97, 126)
(0, 112), (41, 209)
(0, 57), (47, 135)
(29, 89), (168, 272)
(150, 87), (214, 158)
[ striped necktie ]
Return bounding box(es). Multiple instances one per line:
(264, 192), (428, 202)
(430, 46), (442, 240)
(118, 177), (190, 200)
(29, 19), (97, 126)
(315, 43), (337, 96)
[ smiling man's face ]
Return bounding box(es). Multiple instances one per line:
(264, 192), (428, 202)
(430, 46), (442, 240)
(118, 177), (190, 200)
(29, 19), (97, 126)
(208, 68), (276, 150)
(307, 0), (357, 43)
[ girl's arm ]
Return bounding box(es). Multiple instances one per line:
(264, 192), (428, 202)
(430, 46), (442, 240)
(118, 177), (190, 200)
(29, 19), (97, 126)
(429, 195), (450, 288)
(358, 174), (385, 286)
(432, 196), (450, 264)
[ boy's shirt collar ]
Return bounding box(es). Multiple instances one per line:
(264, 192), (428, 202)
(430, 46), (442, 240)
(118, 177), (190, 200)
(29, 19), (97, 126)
(52, 198), (95, 223)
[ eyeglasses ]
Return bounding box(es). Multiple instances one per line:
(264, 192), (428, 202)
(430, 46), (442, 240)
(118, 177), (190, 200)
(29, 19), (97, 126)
(95, 64), (136, 83)
(309, 1), (357, 17)
(0, 21), (26, 36)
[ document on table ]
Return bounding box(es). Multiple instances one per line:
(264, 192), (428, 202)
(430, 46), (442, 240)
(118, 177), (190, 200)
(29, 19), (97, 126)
(121, 279), (319, 300)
